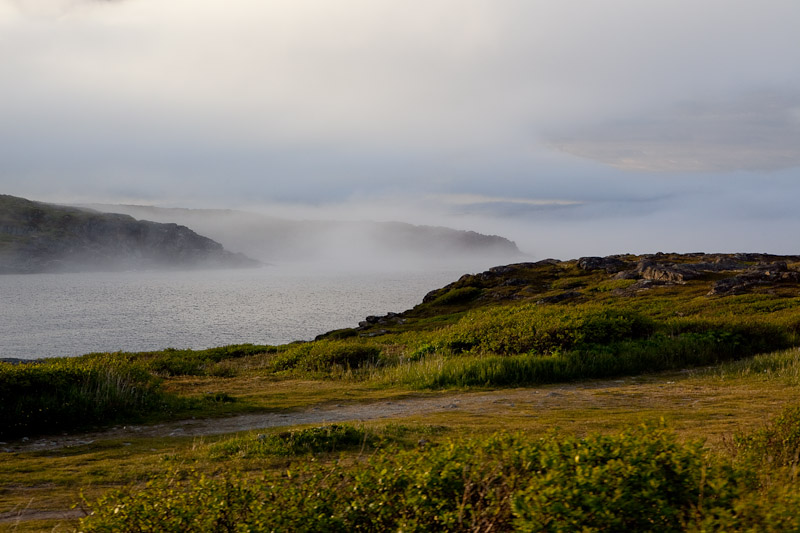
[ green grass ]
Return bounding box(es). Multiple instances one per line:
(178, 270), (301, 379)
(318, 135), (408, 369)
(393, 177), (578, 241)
(5, 261), (800, 439)
(209, 424), (373, 459)
(6, 254), (800, 529)
(0, 356), (173, 439)
(77, 421), (800, 532)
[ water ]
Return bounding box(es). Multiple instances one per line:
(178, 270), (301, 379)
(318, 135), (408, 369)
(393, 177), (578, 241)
(0, 266), (463, 360)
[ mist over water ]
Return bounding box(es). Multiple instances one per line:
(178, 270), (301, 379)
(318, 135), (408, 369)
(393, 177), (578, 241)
(0, 266), (466, 360)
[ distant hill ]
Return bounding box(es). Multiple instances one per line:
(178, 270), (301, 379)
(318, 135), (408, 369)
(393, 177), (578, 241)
(0, 195), (259, 274)
(80, 204), (524, 268)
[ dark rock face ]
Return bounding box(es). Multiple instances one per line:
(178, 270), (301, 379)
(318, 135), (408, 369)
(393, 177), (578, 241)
(0, 195), (259, 274)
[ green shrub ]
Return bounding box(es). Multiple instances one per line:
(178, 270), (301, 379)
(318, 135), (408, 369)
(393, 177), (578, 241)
(210, 424), (370, 458)
(430, 286), (482, 306)
(438, 305), (655, 356)
(408, 342), (437, 361)
(511, 425), (742, 532)
(269, 341), (381, 373)
(735, 404), (800, 467)
(300, 344), (381, 371)
(142, 344), (275, 376)
(81, 425), (769, 532)
(0, 356), (171, 439)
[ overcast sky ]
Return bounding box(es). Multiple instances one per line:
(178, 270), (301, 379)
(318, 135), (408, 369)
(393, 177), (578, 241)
(2, 1), (799, 258)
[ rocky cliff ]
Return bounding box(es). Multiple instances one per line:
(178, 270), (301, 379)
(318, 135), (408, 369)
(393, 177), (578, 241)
(0, 195), (259, 274)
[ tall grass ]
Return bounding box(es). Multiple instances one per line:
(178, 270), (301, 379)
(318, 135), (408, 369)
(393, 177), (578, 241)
(377, 325), (791, 389)
(0, 355), (172, 439)
(706, 347), (800, 384)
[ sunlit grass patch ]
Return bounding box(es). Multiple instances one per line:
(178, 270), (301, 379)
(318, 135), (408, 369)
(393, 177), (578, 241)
(209, 424), (372, 459)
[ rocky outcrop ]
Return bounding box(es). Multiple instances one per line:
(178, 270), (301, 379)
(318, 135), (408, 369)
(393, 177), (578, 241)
(573, 253), (800, 295)
(637, 261), (703, 283)
(421, 260), (559, 304)
(0, 195), (259, 274)
(316, 252), (800, 340)
(709, 262), (800, 295)
(358, 312), (406, 329)
(604, 256), (747, 284)
(577, 256), (631, 273)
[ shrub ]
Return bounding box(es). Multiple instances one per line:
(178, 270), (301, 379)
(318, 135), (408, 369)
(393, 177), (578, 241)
(735, 404), (800, 468)
(438, 305), (655, 356)
(0, 356), (170, 439)
(142, 344), (275, 376)
(429, 286), (482, 306)
(511, 425), (742, 532)
(81, 425), (764, 532)
(269, 341), (381, 373)
(210, 424), (370, 458)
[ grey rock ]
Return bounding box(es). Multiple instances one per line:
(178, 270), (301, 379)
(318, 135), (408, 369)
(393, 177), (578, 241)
(637, 261), (700, 283)
(577, 256), (631, 273)
(709, 262), (800, 295)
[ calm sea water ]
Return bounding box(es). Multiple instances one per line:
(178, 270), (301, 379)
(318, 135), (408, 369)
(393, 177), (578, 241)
(0, 266), (462, 360)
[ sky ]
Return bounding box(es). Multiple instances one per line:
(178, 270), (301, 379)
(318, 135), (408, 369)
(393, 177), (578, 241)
(1, 0), (799, 259)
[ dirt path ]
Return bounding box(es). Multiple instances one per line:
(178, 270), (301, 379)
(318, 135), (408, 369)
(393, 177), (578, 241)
(3, 371), (790, 456)
(3, 381), (632, 454)
(4, 373), (797, 527)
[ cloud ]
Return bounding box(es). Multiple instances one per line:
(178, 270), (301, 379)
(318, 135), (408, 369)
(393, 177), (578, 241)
(3, 0), (800, 262)
(9, 0), (124, 17)
(549, 90), (800, 172)
(436, 194), (583, 207)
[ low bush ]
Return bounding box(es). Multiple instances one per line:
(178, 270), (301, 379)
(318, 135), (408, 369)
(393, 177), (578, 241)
(437, 305), (655, 356)
(140, 344), (275, 376)
(409, 330), (769, 389)
(0, 356), (171, 439)
(269, 340), (381, 373)
(735, 404), (800, 468)
(429, 286), (483, 306)
(210, 424), (371, 458)
(82, 424), (789, 532)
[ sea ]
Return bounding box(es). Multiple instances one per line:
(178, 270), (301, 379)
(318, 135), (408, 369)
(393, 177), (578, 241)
(0, 266), (465, 360)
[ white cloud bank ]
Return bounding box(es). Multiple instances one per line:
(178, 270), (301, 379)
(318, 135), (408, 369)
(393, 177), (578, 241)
(1, 1), (800, 257)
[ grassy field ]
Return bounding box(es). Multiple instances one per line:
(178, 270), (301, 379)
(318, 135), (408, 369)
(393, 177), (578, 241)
(4, 254), (800, 530)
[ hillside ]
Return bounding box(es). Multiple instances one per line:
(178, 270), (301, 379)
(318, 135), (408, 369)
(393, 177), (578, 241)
(5, 251), (800, 530)
(321, 251), (800, 339)
(80, 204), (524, 268)
(0, 195), (259, 274)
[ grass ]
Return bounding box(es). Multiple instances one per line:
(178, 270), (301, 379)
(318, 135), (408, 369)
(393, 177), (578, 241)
(5, 254), (800, 529)
(75, 420), (800, 532)
(0, 356), (173, 440)
(5, 354), (800, 530)
(4, 261), (800, 438)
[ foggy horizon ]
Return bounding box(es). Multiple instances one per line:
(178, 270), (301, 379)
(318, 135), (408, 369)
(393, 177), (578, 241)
(2, 1), (799, 260)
